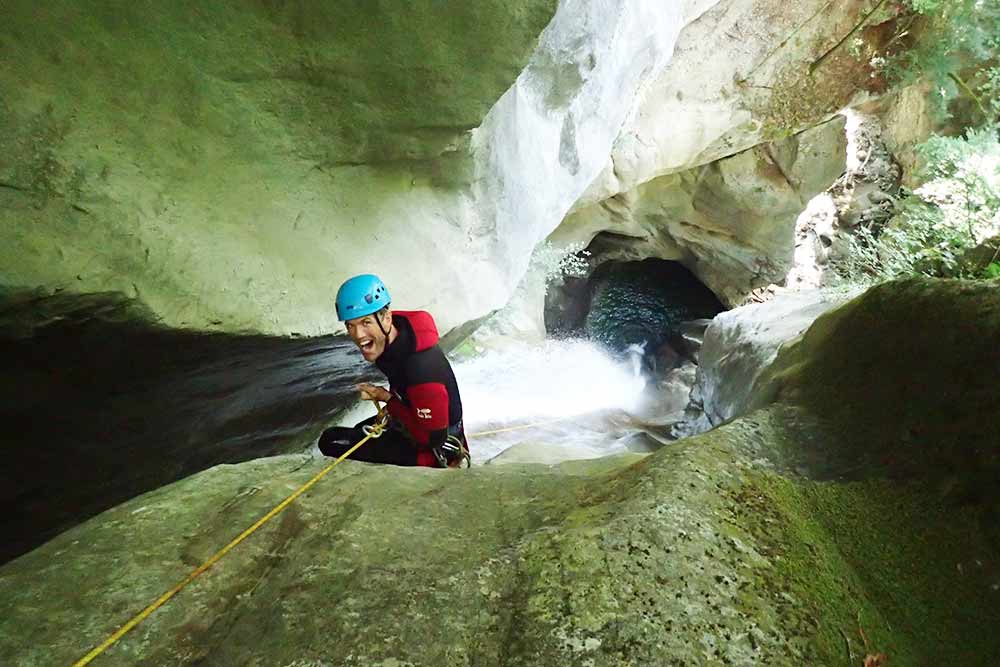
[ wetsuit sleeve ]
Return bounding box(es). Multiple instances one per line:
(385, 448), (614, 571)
(385, 394), (414, 436)
(407, 382), (449, 448)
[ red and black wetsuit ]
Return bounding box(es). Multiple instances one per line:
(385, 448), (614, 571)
(318, 310), (467, 467)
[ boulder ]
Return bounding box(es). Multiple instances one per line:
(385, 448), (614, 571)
(2, 278), (998, 666)
(959, 236), (1000, 277)
(698, 289), (846, 425)
(753, 278), (1000, 491)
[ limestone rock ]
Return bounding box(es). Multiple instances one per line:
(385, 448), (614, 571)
(677, 318), (713, 360)
(2, 0), (891, 336)
(753, 277), (1000, 486)
(0, 290), (377, 564)
(557, 117), (849, 306)
(0, 0), (709, 335)
(650, 361), (699, 418)
(698, 289), (845, 426)
(3, 281), (999, 666)
(829, 112), (902, 230)
(578, 0), (889, 207)
(858, 81), (935, 188)
(785, 112), (905, 289)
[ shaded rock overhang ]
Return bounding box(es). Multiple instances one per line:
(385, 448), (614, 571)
(1, 0), (890, 337)
(0, 0), (559, 334)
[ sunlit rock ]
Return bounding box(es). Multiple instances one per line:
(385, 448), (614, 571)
(0, 0), (709, 335)
(2, 0), (889, 336)
(698, 289), (845, 426)
(556, 117), (848, 305)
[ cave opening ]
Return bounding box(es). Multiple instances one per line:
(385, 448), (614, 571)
(545, 256), (725, 374)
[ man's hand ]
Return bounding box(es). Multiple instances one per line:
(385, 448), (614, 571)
(357, 383), (392, 403)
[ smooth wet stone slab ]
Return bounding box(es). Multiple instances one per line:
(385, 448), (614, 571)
(4, 278), (999, 665)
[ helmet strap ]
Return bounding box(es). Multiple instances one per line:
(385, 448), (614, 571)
(375, 309), (391, 345)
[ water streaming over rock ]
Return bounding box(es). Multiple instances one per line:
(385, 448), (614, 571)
(3, 287), (703, 565)
(331, 337), (678, 466)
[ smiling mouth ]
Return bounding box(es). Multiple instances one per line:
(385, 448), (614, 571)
(358, 338), (375, 353)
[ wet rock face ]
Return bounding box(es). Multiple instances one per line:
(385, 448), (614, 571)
(0, 290), (375, 565)
(0, 0), (559, 335)
(698, 289), (846, 427)
(2, 1), (887, 338)
(4, 278), (1000, 666)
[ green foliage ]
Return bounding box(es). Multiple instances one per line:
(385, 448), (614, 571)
(878, 0), (999, 123)
(837, 127), (1000, 284)
(987, 261), (1000, 278)
(531, 240), (591, 293)
(834, 1), (1000, 285)
(979, 65), (1000, 120)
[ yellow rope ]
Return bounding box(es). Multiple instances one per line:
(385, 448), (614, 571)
(73, 408), (387, 666)
(468, 415), (570, 438)
(73, 406), (567, 665)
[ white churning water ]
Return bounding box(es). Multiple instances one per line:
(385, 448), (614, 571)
(456, 338), (645, 424)
(454, 338), (650, 464)
(334, 338), (655, 465)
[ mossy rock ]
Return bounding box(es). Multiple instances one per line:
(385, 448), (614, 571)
(757, 278), (1000, 502)
(2, 278), (998, 665)
(0, 0), (557, 335)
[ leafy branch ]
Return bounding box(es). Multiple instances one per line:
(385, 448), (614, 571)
(947, 71), (990, 117)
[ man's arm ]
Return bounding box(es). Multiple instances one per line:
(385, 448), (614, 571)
(405, 382), (450, 449)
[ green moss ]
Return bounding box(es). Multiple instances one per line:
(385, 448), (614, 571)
(721, 278), (1000, 663)
(2, 0), (558, 164)
(735, 470), (1000, 665)
(4, 281), (999, 663)
(758, 279), (1000, 519)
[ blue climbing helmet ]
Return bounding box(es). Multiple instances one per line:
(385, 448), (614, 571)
(335, 274), (391, 321)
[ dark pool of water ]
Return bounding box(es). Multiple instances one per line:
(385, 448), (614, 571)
(584, 259), (724, 352)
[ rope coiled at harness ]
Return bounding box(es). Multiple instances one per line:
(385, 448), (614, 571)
(72, 405), (562, 666)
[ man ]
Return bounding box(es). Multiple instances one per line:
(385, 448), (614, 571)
(318, 273), (470, 468)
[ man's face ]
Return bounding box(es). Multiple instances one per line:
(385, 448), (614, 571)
(346, 310), (390, 362)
